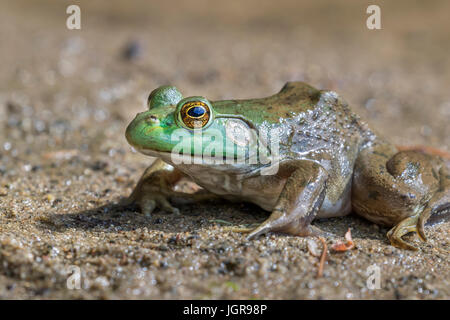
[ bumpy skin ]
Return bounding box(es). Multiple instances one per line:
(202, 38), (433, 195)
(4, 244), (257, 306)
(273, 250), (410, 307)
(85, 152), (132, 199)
(125, 82), (450, 250)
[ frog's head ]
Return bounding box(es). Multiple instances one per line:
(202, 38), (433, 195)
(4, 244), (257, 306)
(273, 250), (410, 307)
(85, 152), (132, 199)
(126, 86), (266, 167)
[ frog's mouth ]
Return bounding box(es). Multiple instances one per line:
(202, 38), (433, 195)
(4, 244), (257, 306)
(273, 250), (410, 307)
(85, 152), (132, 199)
(133, 147), (173, 160)
(134, 146), (246, 164)
(133, 145), (272, 174)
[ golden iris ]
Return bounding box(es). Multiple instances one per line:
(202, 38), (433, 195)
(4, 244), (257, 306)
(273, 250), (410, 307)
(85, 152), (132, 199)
(180, 101), (211, 129)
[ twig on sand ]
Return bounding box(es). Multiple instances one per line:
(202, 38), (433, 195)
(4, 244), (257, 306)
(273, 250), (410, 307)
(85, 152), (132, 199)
(316, 237), (327, 278)
(209, 219), (235, 226)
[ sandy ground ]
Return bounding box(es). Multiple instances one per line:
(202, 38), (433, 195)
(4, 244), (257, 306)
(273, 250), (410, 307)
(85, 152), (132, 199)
(0, 0), (449, 299)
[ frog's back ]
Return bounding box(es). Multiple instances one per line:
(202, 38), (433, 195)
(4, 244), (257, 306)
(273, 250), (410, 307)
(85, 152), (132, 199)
(213, 81), (372, 166)
(215, 82), (373, 214)
(212, 82), (321, 125)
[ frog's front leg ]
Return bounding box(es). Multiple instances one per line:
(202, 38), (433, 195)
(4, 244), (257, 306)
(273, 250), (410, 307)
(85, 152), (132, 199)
(245, 160), (329, 239)
(123, 158), (217, 216)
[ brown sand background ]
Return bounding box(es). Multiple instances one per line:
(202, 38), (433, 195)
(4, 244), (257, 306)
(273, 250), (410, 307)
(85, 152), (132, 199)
(0, 0), (449, 299)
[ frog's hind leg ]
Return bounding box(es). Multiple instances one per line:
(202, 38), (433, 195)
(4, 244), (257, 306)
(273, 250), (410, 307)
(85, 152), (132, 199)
(386, 212), (423, 250)
(417, 163), (450, 240)
(352, 143), (444, 250)
(394, 146), (450, 240)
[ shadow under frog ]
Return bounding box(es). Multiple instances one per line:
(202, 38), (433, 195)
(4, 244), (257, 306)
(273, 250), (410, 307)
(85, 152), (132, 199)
(39, 199), (392, 244)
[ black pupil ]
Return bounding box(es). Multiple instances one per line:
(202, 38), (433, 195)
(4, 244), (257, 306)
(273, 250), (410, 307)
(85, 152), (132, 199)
(187, 106), (205, 118)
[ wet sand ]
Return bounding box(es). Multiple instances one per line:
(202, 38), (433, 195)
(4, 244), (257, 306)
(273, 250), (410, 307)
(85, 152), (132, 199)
(0, 0), (448, 299)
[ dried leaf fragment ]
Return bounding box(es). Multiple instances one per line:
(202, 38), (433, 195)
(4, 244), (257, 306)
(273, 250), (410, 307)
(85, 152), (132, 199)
(43, 149), (79, 160)
(331, 228), (355, 252)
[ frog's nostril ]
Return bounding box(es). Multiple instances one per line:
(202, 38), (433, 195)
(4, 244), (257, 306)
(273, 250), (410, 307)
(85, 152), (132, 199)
(146, 115), (160, 125)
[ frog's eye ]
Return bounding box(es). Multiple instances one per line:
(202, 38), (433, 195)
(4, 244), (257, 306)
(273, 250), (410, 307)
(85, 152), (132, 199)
(177, 99), (213, 129)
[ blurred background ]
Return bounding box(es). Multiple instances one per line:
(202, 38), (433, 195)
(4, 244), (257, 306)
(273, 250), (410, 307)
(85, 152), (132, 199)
(2, 0), (449, 151)
(0, 0), (449, 299)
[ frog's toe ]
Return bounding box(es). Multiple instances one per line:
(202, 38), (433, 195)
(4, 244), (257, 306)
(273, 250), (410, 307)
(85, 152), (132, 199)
(140, 198), (157, 217)
(243, 220), (330, 240)
(386, 213), (422, 251)
(229, 210), (285, 239)
(387, 232), (419, 251)
(300, 225), (333, 238)
(221, 224), (269, 239)
(246, 224), (273, 240)
(156, 196), (181, 215)
(128, 193), (181, 217)
(221, 220), (273, 239)
(417, 220), (427, 242)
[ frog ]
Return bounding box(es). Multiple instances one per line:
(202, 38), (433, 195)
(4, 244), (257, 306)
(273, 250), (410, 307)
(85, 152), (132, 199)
(124, 82), (450, 250)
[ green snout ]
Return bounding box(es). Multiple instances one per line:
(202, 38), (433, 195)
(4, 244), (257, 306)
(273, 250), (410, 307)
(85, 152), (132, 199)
(125, 109), (178, 153)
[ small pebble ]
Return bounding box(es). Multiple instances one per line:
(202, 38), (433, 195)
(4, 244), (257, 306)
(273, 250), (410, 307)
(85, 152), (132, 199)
(0, 187), (8, 196)
(122, 41), (142, 61)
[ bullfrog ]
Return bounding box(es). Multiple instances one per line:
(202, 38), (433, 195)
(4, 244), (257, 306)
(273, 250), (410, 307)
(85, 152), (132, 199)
(124, 82), (450, 250)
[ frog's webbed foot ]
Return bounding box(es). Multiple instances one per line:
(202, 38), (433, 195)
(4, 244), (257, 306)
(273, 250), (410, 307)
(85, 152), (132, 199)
(418, 164), (450, 239)
(236, 160), (330, 240)
(386, 213), (423, 251)
(121, 159), (181, 216)
(123, 158), (217, 217)
(127, 190), (181, 217)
